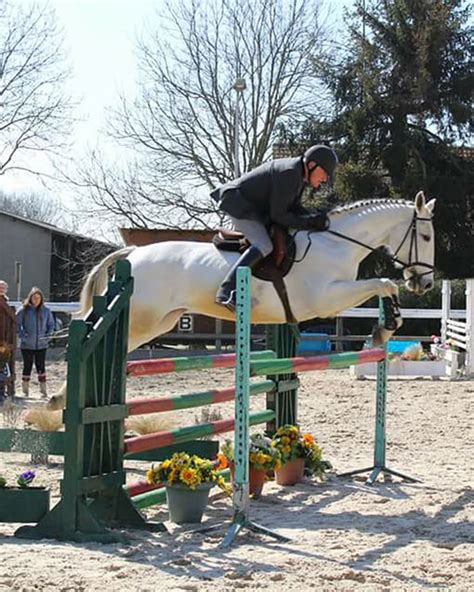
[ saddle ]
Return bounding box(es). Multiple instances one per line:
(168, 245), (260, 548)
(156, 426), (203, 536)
(213, 226), (298, 324)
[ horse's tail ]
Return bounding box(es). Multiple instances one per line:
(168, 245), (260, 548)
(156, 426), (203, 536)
(77, 246), (136, 318)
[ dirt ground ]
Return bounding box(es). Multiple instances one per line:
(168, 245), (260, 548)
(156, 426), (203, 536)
(0, 360), (473, 591)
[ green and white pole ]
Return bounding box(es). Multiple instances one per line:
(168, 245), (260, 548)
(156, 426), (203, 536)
(220, 266), (290, 548)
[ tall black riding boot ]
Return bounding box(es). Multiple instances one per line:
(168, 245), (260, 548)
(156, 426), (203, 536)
(215, 246), (265, 312)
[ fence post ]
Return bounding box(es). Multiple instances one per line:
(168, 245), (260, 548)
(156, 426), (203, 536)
(265, 324), (300, 434)
(15, 260), (164, 542)
(338, 298), (419, 484)
(441, 280), (451, 343)
(220, 266), (290, 548)
(466, 279), (474, 375)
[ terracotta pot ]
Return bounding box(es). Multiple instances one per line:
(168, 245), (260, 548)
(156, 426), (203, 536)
(275, 458), (305, 486)
(229, 462), (268, 497)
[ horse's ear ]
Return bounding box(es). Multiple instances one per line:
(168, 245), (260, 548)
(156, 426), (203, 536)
(415, 191), (426, 212)
(426, 198), (436, 214)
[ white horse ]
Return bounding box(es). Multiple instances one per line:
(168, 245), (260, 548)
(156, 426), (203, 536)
(48, 191), (435, 409)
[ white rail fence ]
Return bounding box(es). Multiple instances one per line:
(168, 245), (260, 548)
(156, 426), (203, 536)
(434, 279), (473, 377)
(10, 278), (474, 377)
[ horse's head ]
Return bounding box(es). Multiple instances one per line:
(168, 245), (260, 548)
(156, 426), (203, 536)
(395, 191), (436, 295)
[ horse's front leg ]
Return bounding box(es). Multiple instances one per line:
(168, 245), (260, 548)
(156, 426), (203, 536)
(323, 278), (402, 346)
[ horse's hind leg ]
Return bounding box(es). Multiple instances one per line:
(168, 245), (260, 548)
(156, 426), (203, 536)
(128, 307), (188, 351)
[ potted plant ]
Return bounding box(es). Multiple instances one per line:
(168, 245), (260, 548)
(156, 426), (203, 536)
(271, 425), (329, 486)
(221, 433), (282, 498)
(146, 452), (229, 524)
(0, 470), (50, 523)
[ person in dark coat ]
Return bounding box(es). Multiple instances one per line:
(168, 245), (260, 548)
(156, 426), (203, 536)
(16, 287), (55, 397)
(0, 280), (16, 399)
(211, 144), (338, 310)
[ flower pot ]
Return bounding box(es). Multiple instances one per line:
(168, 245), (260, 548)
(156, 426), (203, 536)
(228, 462), (268, 497)
(248, 466), (268, 497)
(0, 487), (50, 523)
(165, 482), (213, 524)
(275, 458), (305, 486)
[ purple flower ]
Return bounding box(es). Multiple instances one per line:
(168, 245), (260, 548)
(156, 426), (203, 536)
(17, 470), (36, 488)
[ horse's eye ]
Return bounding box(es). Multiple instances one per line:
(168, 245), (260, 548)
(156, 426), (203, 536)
(421, 234), (431, 242)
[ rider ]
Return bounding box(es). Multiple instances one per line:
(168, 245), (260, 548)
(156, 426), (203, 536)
(211, 144), (338, 311)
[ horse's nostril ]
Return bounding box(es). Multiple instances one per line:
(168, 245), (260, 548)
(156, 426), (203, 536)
(425, 282), (433, 291)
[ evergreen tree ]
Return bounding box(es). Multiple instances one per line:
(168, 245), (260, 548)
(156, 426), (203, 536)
(329, 0), (472, 197)
(279, 0), (473, 277)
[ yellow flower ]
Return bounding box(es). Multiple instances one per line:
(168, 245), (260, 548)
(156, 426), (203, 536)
(281, 436), (290, 445)
(180, 467), (200, 488)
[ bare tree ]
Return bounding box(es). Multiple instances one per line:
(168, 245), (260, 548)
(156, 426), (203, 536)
(79, 0), (329, 229)
(0, 189), (65, 226)
(0, 1), (74, 177)
(71, 149), (225, 230)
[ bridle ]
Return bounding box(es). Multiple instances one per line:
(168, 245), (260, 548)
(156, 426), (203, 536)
(294, 210), (434, 279)
(325, 210), (435, 278)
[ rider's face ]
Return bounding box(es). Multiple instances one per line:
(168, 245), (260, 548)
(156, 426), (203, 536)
(306, 164), (329, 189)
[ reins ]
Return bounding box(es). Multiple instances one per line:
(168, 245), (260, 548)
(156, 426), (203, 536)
(295, 210), (434, 278)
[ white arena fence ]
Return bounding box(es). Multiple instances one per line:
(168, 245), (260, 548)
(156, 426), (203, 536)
(9, 278), (473, 377)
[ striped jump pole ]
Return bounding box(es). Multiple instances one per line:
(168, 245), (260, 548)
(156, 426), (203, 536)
(127, 350), (276, 377)
(124, 409), (275, 455)
(127, 379), (275, 416)
(248, 348), (386, 376)
(220, 266), (290, 548)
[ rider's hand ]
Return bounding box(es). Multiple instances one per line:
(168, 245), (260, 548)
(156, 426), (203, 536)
(305, 213), (330, 231)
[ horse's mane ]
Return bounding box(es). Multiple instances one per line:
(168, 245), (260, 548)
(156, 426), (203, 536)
(329, 198), (412, 217)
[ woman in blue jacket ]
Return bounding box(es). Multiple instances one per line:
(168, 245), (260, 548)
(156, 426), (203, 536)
(16, 287), (55, 397)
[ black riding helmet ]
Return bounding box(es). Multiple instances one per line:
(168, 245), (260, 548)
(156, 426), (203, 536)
(303, 145), (338, 177)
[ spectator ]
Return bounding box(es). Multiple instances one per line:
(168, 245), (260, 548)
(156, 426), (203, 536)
(0, 280), (16, 399)
(16, 287), (55, 397)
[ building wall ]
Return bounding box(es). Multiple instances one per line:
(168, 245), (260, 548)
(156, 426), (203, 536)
(0, 214), (52, 300)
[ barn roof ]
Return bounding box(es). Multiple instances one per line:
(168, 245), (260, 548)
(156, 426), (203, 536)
(0, 209), (117, 248)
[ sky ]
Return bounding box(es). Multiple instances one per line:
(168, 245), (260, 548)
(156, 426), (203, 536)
(3, 0), (157, 198)
(3, 0), (351, 231)
(52, 0), (155, 143)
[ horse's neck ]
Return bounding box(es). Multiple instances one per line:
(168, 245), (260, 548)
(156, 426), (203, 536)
(329, 202), (413, 256)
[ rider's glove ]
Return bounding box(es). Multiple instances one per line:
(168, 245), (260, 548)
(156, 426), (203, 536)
(304, 213), (330, 231)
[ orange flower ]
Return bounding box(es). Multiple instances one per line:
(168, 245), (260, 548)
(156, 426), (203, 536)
(217, 453), (228, 470)
(303, 433), (314, 444)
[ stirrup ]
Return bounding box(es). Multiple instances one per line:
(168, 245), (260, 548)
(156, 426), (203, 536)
(215, 290), (236, 312)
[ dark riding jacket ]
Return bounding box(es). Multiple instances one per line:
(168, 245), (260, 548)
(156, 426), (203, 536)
(211, 157), (311, 228)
